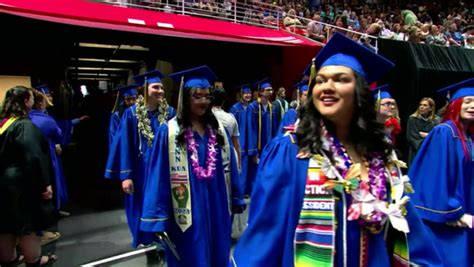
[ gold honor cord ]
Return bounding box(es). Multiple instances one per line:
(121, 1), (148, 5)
(257, 97), (272, 152)
(112, 91), (120, 113)
(0, 117), (18, 135)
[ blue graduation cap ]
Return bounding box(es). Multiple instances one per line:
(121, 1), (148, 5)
(371, 84), (392, 100)
(169, 65), (218, 89)
(240, 84), (252, 93)
(295, 81), (309, 93)
(304, 33), (394, 84)
(437, 78), (474, 102)
(112, 84), (139, 97)
(133, 70), (165, 86)
(35, 84), (51, 95)
(255, 78), (272, 90)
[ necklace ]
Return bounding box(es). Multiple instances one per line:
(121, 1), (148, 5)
(185, 126), (218, 179)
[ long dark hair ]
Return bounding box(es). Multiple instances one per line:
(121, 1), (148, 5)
(1, 86), (33, 119)
(176, 87), (224, 146)
(296, 72), (393, 157)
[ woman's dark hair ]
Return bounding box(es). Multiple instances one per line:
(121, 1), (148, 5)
(1, 86), (33, 119)
(296, 72), (393, 158)
(176, 87), (225, 146)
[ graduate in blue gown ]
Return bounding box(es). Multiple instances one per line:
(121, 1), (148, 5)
(229, 84), (253, 195)
(108, 84), (138, 147)
(35, 84), (89, 146)
(141, 65), (245, 267)
(277, 80), (309, 136)
(273, 86), (289, 126)
(245, 78), (278, 193)
(105, 70), (176, 248)
(232, 33), (443, 267)
(29, 90), (67, 210)
(409, 78), (474, 267)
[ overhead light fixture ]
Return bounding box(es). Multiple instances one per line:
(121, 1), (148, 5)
(77, 77), (112, 81)
(78, 42), (149, 51)
(71, 58), (140, 64)
(74, 73), (121, 77)
(68, 67), (129, 71)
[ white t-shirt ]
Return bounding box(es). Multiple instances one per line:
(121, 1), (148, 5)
(212, 107), (240, 137)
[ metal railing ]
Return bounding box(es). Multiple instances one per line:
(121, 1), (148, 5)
(97, 0), (379, 50)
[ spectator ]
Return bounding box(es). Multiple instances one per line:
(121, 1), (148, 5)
(445, 22), (464, 46)
(408, 25), (423, 43)
(401, 9), (418, 26)
(306, 12), (325, 41)
(283, 9), (302, 27)
(392, 23), (406, 40)
(426, 25), (448, 46)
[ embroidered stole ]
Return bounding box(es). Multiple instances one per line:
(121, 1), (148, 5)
(295, 155), (336, 267)
(168, 118), (232, 232)
(0, 117), (18, 135)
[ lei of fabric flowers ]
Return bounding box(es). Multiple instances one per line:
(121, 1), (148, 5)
(157, 99), (169, 125)
(136, 95), (155, 146)
(320, 125), (388, 231)
(185, 126), (218, 179)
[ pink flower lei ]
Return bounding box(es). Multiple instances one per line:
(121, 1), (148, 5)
(322, 125), (388, 226)
(185, 127), (218, 179)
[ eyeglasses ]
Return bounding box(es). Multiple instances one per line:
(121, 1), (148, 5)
(380, 102), (396, 108)
(191, 94), (214, 102)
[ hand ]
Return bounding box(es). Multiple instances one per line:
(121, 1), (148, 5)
(122, 179), (134, 194)
(79, 115), (90, 121)
(55, 144), (62, 155)
(42, 185), (53, 200)
(446, 219), (469, 228)
(419, 132), (428, 138)
(252, 156), (259, 164)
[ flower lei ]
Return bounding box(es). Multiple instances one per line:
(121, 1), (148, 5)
(136, 95), (154, 146)
(157, 99), (169, 124)
(321, 125), (388, 230)
(185, 126), (218, 179)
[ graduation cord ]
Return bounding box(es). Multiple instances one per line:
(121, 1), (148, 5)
(257, 98), (272, 152)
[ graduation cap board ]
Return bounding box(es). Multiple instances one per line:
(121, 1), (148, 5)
(240, 84), (252, 93)
(304, 32), (395, 84)
(169, 65), (218, 89)
(112, 84), (139, 97)
(133, 70), (165, 86)
(372, 84), (392, 100)
(169, 65), (219, 118)
(437, 78), (474, 102)
(255, 78), (272, 91)
(295, 81), (309, 93)
(35, 84), (51, 95)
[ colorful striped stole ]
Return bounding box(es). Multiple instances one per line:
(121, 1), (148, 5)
(295, 156), (335, 267)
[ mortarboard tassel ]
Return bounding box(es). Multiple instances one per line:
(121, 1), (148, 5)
(112, 91), (120, 113)
(176, 76), (184, 119)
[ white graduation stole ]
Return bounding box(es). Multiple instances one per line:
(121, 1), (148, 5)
(168, 118), (232, 233)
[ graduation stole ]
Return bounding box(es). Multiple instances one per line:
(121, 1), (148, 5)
(0, 117), (18, 135)
(294, 143), (411, 266)
(294, 154), (336, 267)
(168, 118), (232, 232)
(257, 98), (272, 152)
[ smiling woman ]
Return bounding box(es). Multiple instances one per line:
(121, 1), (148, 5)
(231, 33), (444, 267)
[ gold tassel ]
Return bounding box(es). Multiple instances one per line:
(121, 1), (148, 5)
(176, 76), (184, 119)
(112, 91), (120, 113)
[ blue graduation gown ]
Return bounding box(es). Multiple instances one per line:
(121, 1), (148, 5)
(409, 120), (474, 267)
(108, 111), (121, 148)
(245, 100), (278, 193)
(29, 109), (68, 209)
(141, 124), (245, 267)
(230, 101), (250, 195)
(232, 135), (444, 267)
(105, 105), (175, 248)
(277, 108), (298, 137)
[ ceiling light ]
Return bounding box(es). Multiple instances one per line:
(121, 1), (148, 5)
(78, 42), (149, 51)
(68, 67), (129, 71)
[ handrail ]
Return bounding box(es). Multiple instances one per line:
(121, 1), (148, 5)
(97, 0), (381, 51)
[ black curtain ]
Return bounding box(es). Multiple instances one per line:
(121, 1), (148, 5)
(378, 39), (474, 161)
